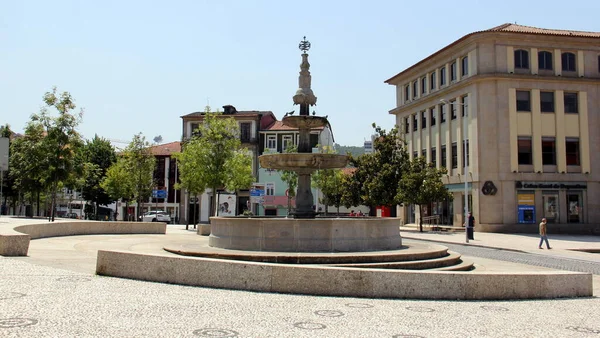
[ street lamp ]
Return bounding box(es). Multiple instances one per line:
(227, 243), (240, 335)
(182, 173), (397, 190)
(441, 99), (470, 243)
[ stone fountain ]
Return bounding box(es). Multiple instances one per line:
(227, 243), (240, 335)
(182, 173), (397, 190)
(208, 37), (402, 252)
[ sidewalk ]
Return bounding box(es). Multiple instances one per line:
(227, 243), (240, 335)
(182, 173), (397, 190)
(400, 224), (600, 263)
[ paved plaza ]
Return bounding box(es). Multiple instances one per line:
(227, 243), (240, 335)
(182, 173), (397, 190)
(1, 218), (599, 337)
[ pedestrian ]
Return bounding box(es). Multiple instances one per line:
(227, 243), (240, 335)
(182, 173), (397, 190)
(466, 212), (475, 240)
(349, 210), (356, 217)
(538, 218), (551, 249)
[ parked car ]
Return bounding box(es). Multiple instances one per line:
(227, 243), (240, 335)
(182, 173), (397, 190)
(140, 211), (171, 223)
(66, 212), (79, 219)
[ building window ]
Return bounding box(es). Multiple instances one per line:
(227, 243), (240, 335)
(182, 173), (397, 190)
(562, 52), (576, 72)
(542, 137), (556, 165)
(461, 56), (468, 76)
(240, 122), (252, 142)
(441, 145), (447, 167)
(421, 111), (426, 129)
(405, 84), (410, 102)
(282, 135), (293, 151)
(514, 49), (529, 69)
(440, 104), (446, 123)
(413, 80), (418, 99)
(516, 90), (531, 111)
(191, 123), (200, 137)
(451, 142), (457, 169)
(430, 107), (436, 126)
(413, 151), (418, 159)
(450, 62), (457, 81)
(413, 114), (418, 131)
(598, 55), (600, 73)
(566, 138), (580, 166)
(461, 95), (468, 117)
(404, 117), (410, 134)
(538, 51), (553, 70)
(450, 100), (457, 120)
(266, 135), (276, 150)
(518, 137), (533, 165)
(430, 72), (436, 91)
(440, 67), (446, 86)
(564, 92), (578, 114)
(462, 140), (470, 166)
(422, 149), (426, 158)
(431, 147), (437, 167)
(540, 92), (554, 113)
(421, 77), (427, 95)
(266, 183), (275, 196)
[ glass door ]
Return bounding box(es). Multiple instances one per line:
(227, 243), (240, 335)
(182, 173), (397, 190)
(566, 191), (583, 223)
(542, 193), (559, 223)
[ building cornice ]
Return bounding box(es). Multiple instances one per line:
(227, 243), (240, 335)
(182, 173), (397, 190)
(385, 28), (600, 85)
(388, 73), (600, 115)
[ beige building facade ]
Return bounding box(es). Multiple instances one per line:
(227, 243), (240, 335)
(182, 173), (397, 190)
(386, 23), (600, 234)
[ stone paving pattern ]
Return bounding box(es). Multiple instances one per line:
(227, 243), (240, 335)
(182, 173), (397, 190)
(0, 218), (599, 337)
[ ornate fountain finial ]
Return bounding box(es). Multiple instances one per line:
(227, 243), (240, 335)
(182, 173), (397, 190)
(299, 36), (311, 54)
(293, 36), (317, 113)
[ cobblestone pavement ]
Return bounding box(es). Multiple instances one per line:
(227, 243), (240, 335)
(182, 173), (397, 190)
(406, 239), (600, 275)
(1, 256), (600, 338)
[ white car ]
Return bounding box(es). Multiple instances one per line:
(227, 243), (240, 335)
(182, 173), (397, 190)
(140, 211), (171, 223)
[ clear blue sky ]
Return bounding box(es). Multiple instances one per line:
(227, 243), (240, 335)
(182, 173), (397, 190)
(2, 0), (599, 146)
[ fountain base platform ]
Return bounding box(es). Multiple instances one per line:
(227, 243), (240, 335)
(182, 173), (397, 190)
(207, 216), (402, 252)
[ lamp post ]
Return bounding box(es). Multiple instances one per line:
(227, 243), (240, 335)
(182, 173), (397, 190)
(441, 99), (469, 243)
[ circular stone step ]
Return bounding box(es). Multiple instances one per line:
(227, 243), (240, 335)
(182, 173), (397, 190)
(163, 241), (449, 265)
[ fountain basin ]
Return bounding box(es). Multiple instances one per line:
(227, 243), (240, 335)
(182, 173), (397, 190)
(282, 115), (328, 129)
(208, 217), (402, 252)
(259, 153), (348, 172)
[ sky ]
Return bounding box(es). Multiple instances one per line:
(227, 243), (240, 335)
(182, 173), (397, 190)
(2, 0), (600, 147)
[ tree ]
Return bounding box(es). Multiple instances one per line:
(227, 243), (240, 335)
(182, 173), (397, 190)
(313, 168), (345, 215)
(311, 145), (345, 215)
(33, 87), (85, 221)
(101, 157), (135, 220)
(344, 124), (409, 209)
(81, 135), (117, 218)
(175, 108), (253, 223)
(397, 157), (452, 232)
(279, 145), (298, 215)
(122, 133), (155, 221)
(8, 121), (47, 216)
(0, 124), (16, 214)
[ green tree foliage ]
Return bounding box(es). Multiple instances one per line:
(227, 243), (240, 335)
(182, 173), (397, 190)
(1, 124), (17, 213)
(81, 135), (117, 216)
(397, 157), (452, 232)
(279, 145), (298, 215)
(175, 109), (253, 221)
(34, 88), (85, 221)
(8, 121), (47, 215)
(101, 157), (135, 220)
(334, 143), (365, 158)
(345, 124), (409, 208)
(312, 145), (345, 215)
(122, 133), (156, 220)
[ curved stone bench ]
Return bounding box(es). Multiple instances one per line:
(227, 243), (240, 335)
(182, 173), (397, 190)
(96, 250), (593, 300)
(0, 220), (166, 257)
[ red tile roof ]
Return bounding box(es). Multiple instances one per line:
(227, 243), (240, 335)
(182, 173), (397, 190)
(385, 23), (600, 84)
(150, 141), (181, 156)
(487, 23), (600, 38)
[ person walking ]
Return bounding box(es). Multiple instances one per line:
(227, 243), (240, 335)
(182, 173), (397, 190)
(466, 212), (475, 240)
(538, 218), (551, 249)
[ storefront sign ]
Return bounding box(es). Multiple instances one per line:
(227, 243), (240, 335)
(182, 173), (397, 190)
(515, 181), (586, 190)
(517, 193), (535, 205)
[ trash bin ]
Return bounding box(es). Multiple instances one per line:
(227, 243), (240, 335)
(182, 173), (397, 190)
(25, 205), (33, 218)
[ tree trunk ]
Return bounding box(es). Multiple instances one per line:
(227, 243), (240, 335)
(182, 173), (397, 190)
(418, 204), (423, 232)
(36, 191), (40, 216)
(211, 187), (218, 223)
